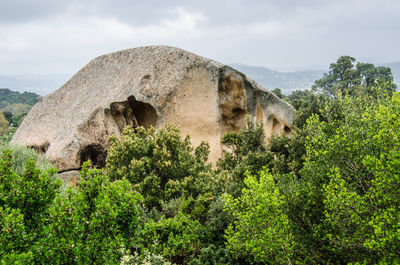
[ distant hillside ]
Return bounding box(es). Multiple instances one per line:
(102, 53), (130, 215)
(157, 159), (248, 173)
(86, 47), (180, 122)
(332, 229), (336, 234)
(0, 88), (40, 115)
(0, 88), (40, 106)
(231, 63), (324, 94)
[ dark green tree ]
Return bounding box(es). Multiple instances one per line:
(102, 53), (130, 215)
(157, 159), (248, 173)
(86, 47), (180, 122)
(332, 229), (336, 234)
(271, 88), (285, 99)
(301, 89), (400, 264)
(2, 111), (12, 125)
(312, 56), (396, 98)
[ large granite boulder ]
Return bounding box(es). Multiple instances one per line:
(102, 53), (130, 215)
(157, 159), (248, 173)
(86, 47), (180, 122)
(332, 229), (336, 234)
(12, 46), (295, 173)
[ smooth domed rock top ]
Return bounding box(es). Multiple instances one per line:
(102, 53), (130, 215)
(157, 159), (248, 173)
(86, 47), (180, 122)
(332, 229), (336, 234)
(12, 46), (295, 173)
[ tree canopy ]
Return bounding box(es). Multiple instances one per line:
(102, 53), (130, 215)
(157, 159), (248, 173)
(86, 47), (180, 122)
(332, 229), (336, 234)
(312, 55), (396, 98)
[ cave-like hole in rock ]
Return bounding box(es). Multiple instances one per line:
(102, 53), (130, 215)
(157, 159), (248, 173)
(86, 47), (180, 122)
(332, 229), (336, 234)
(110, 96), (157, 132)
(232, 107), (245, 116)
(127, 96), (158, 129)
(284, 126), (291, 134)
(80, 144), (107, 168)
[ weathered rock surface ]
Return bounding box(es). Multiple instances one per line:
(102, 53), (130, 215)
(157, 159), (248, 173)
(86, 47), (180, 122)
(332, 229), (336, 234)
(12, 46), (295, 173)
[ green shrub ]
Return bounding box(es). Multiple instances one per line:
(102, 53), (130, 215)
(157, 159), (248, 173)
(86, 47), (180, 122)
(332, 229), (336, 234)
(0, 143), (53, 175)
(35, 164), (142, 264)
(120, 247), (173, 265)
(105, 125), (212, 210)
(216, 120), (274, 196)
(224, 169), (294, 264)
(138, 211), (204, 264)
(0, 149), (61, 262)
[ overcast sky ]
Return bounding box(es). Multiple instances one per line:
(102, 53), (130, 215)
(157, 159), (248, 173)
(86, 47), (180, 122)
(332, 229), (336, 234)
(1, 0), (399, 75)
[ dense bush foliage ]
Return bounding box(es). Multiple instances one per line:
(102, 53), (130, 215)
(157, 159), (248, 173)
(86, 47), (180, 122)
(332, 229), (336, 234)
(0, 142), (53, 175)
(0, 149), (61, 263)
(302, 90), (400, 263)
(3, 111), (27, 127)
(1, 57), (399, 264)
(0, 112), (9, 136)
(105, 125), (212, 209)
(224, 170), (294, 264)
(36, 165), (142, 264)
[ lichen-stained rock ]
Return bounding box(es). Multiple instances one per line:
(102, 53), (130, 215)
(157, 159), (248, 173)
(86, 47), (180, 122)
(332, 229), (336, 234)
(12, 46), (295, 172)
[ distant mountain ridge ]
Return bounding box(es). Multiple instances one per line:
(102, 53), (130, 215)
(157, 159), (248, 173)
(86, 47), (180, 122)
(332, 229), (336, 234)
(230, 63), (324, 94)
(232, 62), (400, 94)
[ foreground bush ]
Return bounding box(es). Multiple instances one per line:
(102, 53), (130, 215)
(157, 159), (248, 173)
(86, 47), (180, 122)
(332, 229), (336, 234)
(35, 164), (142, 264)
(0, 142), (53, 175)
(0, 147), (143, 264)
(0, 149), (61, 263)
(302, 91), (400, 263)
(224, 169), (294, 264)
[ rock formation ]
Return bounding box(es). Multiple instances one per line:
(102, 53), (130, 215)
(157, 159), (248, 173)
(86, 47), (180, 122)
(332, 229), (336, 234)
(12, 46), (295, 176)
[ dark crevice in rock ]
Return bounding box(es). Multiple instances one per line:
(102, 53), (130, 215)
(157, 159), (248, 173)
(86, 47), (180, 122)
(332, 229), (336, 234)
(58, 168), (82, 174)
(232, 108), (245, 115)
(218, 73), (247, 134)
(79, 144), (107, 168)
(29, 141), (50, 154)
(269, 115), (282, 134)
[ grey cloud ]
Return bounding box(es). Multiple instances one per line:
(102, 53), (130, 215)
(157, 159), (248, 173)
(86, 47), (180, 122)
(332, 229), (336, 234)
(0, 0), (68, 22)
(0, 0), (337, 25)
(0, 0), (399, 75)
